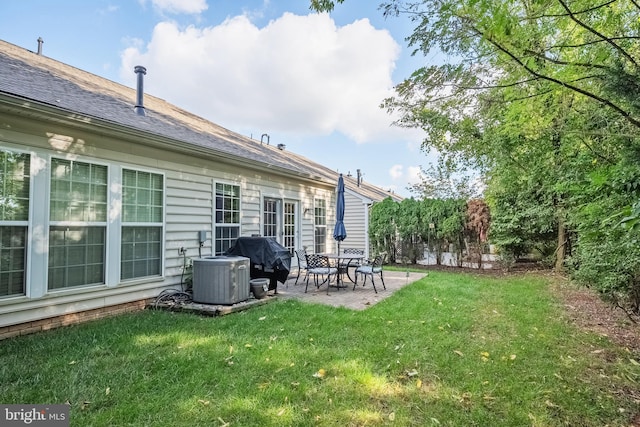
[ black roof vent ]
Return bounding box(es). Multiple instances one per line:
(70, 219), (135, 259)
(134, 65), (146, 117)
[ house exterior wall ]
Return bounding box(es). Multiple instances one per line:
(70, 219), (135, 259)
(342, 191), (368, 255)
(0, 111), (334, 331)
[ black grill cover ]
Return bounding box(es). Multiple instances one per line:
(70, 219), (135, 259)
(225, 237), (291, 286)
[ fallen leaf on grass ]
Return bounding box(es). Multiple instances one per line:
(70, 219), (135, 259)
(407, 369), (419, 377)
(105, 387), (110, 395)
(454, 350), (464, 357)
(68, 361), (76, 365)
(313, 368), (326, 379)
(198, 399), (210, 405)
(259, 316), (267, 321)
(416, 379), (422, 389)
(388, 412), (395, 421)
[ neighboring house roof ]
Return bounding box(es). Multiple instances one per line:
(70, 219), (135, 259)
(0, 39), (403, 202)
(342, 174), (404, 203)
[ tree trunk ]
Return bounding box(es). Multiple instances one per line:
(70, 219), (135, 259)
(555, 217), (566, 272)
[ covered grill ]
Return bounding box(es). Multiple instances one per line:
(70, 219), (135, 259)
(225, 237), (291, 292)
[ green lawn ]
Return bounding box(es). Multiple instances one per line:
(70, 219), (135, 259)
(1, 271), (638, 426)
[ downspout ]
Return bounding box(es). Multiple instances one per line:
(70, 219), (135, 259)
(364, 202), (371, 260)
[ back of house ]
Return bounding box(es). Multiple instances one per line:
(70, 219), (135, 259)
(0, 39), (400, 338)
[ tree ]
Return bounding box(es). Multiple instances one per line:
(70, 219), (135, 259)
(396, 198), (423, 263)
(465, 199), (490, 268)
(369, 197), (400, 261)
(409, 158), (484, 200)
(309, 0), (344, 12)
(310, 0), (640, 312)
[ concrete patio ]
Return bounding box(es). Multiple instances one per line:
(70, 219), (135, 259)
(151, 269), (428, 315)
(272, 268), (428, 310)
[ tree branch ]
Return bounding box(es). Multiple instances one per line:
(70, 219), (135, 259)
(548, 36), (640, 50)
(473, 24), (640, 129)
(556, 0), (639, 68)
(525, 0), (618, 19)
(524, 50), (612, 71)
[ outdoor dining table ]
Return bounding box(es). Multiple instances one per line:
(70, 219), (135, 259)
(318, 253), (364, 287)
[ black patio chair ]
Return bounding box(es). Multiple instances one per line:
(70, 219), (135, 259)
(294, 249), (309, 286)
(354, 253), (386, 293)
(340, 248), (364, 282)
(305, 253), (338, 294)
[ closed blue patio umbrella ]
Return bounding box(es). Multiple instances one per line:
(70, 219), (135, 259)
(333, 174), (347, 254)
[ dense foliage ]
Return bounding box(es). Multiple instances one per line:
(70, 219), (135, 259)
(370, 197), (490, 267)
(311, 0), (640, 314)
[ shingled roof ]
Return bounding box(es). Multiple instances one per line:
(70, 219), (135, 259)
(0, 39), (402, 201)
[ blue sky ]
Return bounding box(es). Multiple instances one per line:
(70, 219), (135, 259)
(0, 0), (438, 197)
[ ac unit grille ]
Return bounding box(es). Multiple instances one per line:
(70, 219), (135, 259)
(192, 256), (250, 304)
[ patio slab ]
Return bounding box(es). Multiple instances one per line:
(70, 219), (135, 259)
(150, 270), (428, 315)
(272, 269), (427, 310)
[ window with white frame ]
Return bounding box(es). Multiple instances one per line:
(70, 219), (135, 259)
(48, 158), (107, 289)
(314, 198), (326, 253)
(121, 169), (163, 280)
(263, 198), (278, 239)
(214, 183), (240, 255)
(0, 150), (30, 297)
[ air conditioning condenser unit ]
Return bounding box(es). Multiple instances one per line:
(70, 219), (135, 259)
(192, 256), (250, 304)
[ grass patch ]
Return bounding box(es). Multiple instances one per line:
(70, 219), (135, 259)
(1, 271), (638, 426)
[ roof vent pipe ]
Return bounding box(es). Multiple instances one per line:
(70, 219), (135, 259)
(261, 133), (270, 145)
(357, 169), (362, 187)
(133, 65), (147, 117)
(37, 37), (43, 55)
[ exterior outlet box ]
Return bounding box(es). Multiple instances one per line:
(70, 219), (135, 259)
(198, 230), (207, 244)
(192, 256), (250, 304)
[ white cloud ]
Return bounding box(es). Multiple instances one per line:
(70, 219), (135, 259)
(120, 12), (410, 143)
(389, 164), (403, 180)
(142, 0), (208, 15)
(407, 166), (423, 185)
(387, 164), (423, 194)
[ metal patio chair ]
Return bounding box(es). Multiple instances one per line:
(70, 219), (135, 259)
(294, 249), (309, 286)
(354, 253), (386, 293)
(305, 253), (338, 294)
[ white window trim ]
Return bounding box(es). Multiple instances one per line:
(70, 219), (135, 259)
(119, 166), (166, 283)
(213, 180), (241, 255)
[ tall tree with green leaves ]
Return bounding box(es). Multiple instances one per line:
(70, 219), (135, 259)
(310, 0), (640, 312)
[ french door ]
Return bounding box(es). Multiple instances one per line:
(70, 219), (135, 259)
(263, 198), (298, 256)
